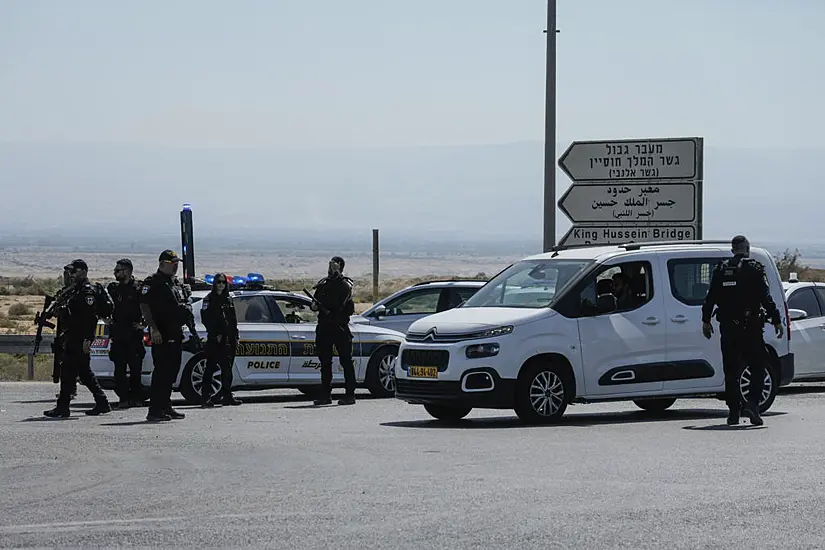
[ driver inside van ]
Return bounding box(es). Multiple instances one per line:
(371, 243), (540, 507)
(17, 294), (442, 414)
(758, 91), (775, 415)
(611, 273), (635, 310)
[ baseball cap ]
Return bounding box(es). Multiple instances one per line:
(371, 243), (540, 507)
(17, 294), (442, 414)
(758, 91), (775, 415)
(64, 259), (88, 271)
(159, 249), (181, 263)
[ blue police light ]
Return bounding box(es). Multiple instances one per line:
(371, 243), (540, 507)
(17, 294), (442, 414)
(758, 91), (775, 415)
(232, 275), (248, 285)
(247, 273), (265, 284)
(204, 274), (215, 284)
(182, 203), (191, 211)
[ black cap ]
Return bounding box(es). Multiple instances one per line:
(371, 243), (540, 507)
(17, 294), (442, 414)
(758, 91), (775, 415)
(159, 249), (181, 263)
(64, 259), (88, 271)
(116, 258), (133, 269)
(331, 256), (345, 270)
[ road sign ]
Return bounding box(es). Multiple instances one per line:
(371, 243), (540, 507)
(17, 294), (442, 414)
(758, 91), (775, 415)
(558, 137), (699, 182)
(558, 224), (697, 247)
(557, 183), (697, 224)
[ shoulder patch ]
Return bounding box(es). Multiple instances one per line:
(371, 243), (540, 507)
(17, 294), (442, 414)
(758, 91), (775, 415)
(141, 286), (150, 295)
(85, 295), (95, 306)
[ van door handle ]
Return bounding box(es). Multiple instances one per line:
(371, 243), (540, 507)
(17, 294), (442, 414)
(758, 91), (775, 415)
(641, 317), (660, 325)
(671, 315), (688, 323)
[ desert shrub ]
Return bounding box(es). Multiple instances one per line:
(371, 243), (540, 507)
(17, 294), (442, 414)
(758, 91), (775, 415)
(8, 302), (32, 317)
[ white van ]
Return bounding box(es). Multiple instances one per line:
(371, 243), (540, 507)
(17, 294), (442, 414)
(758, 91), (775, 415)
(394, 241), (793, 424)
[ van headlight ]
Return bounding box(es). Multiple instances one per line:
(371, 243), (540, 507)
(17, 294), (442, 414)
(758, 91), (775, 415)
(466, 343), (500, 359)
(479, 325), (513, 338)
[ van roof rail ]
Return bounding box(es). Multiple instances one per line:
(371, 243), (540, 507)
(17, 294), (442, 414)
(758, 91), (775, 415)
(619, 240), (731, 251)
(412, 278), (487, 286)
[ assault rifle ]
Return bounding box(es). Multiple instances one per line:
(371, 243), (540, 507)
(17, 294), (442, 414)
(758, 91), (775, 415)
(33, 283), (75, 383)
(302, 288), (330, 315)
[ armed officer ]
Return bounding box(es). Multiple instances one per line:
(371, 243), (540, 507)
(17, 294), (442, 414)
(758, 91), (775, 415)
(50, 265), (76, 399)
(44, 259), (112, 418)
(107, 258), (147, 408)
(702, 235), (784, 426)
(139, 250), (193, 422)
(200, 272), (242, 407)
(311, 256), (357, 406)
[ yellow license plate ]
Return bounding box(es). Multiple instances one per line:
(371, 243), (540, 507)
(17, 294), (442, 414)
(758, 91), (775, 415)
(409, 366), (438, 379)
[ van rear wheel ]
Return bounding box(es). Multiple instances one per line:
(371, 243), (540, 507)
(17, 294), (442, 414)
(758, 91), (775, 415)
(633, 398), (677, 412)
(740, 364), (778, 414)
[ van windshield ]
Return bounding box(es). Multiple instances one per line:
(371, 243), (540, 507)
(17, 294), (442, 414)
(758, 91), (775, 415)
(461, 259), (593, 309)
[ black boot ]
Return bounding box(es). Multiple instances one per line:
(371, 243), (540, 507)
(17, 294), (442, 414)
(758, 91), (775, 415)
(337, 394), (356, 406)
(743, 403), (763, 426)
(85, 401), (112, 416)
(222, 393), (242, 406)
(44, 407), (70, 418)
(726, 406), (740, 425)
(313, 395), (332, 406)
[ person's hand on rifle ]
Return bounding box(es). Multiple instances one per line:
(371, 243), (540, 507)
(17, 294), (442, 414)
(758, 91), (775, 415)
(150, 327), (163, 344)
(82, 339), (92, 355)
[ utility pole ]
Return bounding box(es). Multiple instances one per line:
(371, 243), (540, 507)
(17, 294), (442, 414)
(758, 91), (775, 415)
(543, 0), (558, 252)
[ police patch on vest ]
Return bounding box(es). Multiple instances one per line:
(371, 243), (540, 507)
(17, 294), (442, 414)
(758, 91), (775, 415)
(86, 295), (95, 306)
(141, 286), (149, 294)
(722, 281), (736, 286)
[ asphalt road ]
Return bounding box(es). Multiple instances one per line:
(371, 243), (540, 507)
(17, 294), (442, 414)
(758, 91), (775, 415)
(3, 383), (825, 549)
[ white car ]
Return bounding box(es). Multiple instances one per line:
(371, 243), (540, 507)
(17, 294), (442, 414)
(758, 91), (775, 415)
(352, 280), (486, 334)
(90, 283), (405, 402)
(783, 279), (825, 381)
(395, 241), (794, 424)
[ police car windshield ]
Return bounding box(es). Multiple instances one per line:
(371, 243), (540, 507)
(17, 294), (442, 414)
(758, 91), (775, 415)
(461, 259), (593, 309)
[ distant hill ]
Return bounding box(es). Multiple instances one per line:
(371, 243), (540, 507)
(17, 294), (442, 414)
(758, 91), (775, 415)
(0, 141), (822, 251)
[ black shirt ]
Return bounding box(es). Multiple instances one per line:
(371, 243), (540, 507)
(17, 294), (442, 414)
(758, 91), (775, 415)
(139, 271), (189, 342)
(702, 255), (781, 326)
(201, 291), (239, 343)
(107, 278), (144, 338)
(314, 275), (355, 326)
(57, 279), (99, 343)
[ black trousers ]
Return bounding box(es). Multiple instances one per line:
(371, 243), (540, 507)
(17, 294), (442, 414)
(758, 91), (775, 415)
(202, 340), (235, 399)
(316, 323), (356, 397)
(720, 322), (768, 412)
(110, 330), (146, 401)
(149, 341), (182, 415)
(56, 340), (108, 410)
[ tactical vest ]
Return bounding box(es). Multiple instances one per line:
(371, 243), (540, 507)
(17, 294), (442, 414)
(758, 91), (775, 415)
(716, 256), (760, 325)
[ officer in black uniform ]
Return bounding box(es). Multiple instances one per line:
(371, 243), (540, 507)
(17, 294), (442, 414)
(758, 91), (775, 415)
(44, 259), (112, 418)
(311, 256), (357, 406)
(702, 235), (784, 426)
(200, 272), (242, 407)
(139, 250), (192, 422)
(107, 258), (147, 408)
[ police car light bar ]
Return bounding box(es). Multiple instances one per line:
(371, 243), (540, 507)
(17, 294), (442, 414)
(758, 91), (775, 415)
(201, 273), (265, 287)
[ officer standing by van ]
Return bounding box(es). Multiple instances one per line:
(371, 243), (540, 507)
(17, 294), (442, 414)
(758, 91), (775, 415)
(310, 256), (357, 406)
(702, 235), (784, 426)
(139, 250), (191, 422)
(107, 258), (147, 408)
(44, 259), (112, 418)
(200, 272), (242, 407)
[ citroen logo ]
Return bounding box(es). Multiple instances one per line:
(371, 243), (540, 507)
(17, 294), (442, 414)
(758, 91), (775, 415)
(423, 327), (437, 341)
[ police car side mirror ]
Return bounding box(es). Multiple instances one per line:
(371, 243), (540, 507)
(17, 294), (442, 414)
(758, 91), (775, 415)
(371, 304), (387, 318)
(596, 294), (618, 314)
(788, 308), (808, 321)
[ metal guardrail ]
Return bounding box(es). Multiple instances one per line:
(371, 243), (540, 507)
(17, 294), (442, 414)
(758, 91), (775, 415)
(0, 334), (54, 380)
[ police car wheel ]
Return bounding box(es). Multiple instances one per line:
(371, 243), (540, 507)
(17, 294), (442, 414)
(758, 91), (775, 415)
(633, 398), (677, 412)
(423, 404), (472, 421)
(365, 346), (398, 398)
(514, 360), (571, 424)
(739, 365), (777, 414)
(179, 353), (222, 404)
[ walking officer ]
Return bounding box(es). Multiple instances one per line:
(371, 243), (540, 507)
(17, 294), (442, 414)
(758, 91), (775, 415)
(310, 256), (357, 406)
(702, 235), (784, 426)
(44, 259), (112, 418)
(200, 272), (242, 407)
(107, 258), (147, 408)
(139, 250), (194, 422)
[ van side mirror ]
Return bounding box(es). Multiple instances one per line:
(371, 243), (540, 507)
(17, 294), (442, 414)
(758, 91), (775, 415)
(371, 304), (387, 318)
(596, 294), (617, 314)
(788, 308), (807, 321)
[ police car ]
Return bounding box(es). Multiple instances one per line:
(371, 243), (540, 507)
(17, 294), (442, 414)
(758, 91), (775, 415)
(351, 280), (487, 334)
(783, 274), (825, 381)
(395, 241), (794, 424)
(89, 273), (405, 403)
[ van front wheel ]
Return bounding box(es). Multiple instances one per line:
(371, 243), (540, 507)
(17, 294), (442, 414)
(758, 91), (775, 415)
(514, 361), (571, 424)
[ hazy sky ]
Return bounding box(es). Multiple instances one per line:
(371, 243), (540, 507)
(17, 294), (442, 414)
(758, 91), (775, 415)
(2, 0), (823, 150)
